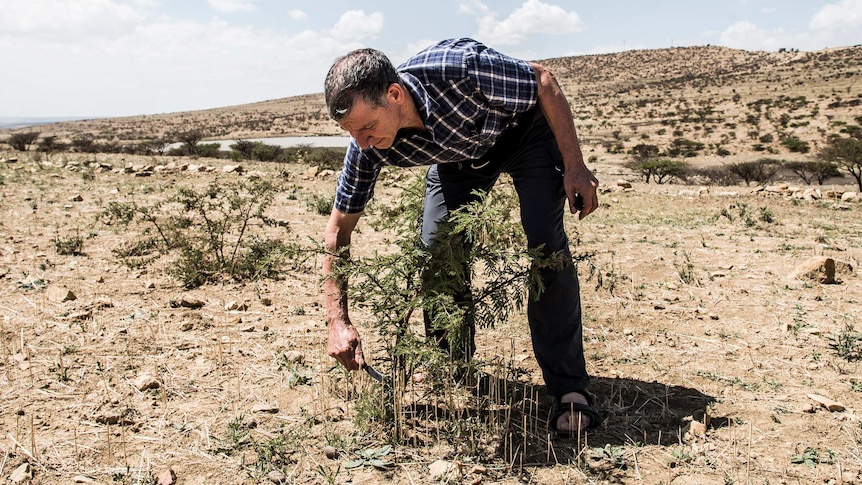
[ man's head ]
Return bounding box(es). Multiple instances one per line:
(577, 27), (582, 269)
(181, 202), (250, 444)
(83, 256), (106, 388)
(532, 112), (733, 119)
(324, 48), (400, 122)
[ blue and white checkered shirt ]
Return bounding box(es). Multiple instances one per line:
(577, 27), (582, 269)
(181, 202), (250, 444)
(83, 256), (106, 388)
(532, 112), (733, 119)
(333, 38), (539, 214)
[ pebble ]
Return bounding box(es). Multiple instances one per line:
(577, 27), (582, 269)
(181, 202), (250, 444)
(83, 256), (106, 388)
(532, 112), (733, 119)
(134, 374), (160, 391)
(157, 468), (177, 485)
(429, 460), (456, 481)
(323, 445), (338, 459)
(9, 463), (31, 483)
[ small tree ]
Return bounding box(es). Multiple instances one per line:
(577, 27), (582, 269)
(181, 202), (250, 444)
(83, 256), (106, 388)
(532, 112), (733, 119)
(785, 160), (842, 185)
(9, 131), (40, 151)
(726, 159), (782, 186)
(173, 129), (205, 156)
(625, 159), (690, 184)
(819, 136), (862, 191)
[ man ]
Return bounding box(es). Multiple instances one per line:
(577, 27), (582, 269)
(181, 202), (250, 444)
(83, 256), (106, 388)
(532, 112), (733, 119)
(322, 38), (600, 434)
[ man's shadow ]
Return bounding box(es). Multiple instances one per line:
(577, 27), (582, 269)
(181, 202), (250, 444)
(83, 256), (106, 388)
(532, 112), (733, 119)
(397, 372), (721, 467)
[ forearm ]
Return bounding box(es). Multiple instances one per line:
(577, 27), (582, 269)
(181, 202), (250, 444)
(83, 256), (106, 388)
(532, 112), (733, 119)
(530, 62), (587, 173)
(323, 209), (361, 325)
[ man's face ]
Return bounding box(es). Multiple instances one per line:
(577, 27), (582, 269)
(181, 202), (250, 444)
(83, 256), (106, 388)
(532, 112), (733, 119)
(338, 89), (401, 150)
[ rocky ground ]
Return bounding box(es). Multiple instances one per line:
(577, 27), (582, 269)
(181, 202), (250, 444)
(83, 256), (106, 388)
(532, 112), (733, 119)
(1, 150), (861, 484)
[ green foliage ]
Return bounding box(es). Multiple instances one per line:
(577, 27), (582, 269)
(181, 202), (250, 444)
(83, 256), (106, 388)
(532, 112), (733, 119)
(335, 175), (567, 437)
(781, 135), (810, 153)
(818, 135), (862, 191)
(725, 159), (781, 186)
(625, 158), (689, 184)
(104, 179), (306, 288)
(53, 232), (84, 256)
(304, 193), (335, 215)
(251, 142), (283, 162)
(791, 447), (834, 468)
(785, 160), (842, 185)
(828, 323), (861, 362)
(343, 445), (393, 470)
(8, 131), (40, 151)
(667, 138), (705, 157)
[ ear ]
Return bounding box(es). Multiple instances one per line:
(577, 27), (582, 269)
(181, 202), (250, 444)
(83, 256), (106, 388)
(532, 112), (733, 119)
(387, 83), (405, 104)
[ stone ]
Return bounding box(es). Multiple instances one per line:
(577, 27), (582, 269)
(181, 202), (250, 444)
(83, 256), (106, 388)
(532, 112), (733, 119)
(841, 191), (858, 203)
(69, 194), (84, 202)
(9, 463), (31, 483)
(306, 166), (319, 177)
(134, 374), (160, 391)
(428, 460), (456, 481)
(225, 300), (248, 311)
(807, 393), (845, 412)
(790, 257), (836, 284)
(157, 468), (177, 485)
(267, 470), (287, 484)
(323, 445), (338, 459)
(223, 164), (244, 174)
(171, 296), (205, 309)
(282, 350), (304, 364)
(73, 475), (97, 483)
(47, 286), (77, 302)
(616, 179), (632, 189)
(251, 403), (279, 414)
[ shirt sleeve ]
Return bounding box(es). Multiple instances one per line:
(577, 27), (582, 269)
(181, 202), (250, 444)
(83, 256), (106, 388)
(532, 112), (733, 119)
(333, 141), (383, 214)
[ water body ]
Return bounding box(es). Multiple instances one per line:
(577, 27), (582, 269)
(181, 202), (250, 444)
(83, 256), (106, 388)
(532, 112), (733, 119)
(203, 136), (352, 150)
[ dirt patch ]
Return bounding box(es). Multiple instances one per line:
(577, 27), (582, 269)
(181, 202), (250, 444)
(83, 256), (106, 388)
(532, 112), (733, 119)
(1, 153), (861, 484)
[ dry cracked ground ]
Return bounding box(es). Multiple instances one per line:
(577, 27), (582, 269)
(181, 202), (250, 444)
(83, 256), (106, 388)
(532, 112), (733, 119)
(1, 152), (861, 485)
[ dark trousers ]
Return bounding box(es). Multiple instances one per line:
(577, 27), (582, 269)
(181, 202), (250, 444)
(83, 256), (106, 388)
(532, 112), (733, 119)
(420, 107), (589, 397)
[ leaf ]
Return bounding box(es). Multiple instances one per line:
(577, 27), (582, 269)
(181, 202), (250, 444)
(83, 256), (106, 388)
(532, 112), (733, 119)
(373, 445), (392, 457)
(343, 459), (364, 469)
(369, 459), (391, 469)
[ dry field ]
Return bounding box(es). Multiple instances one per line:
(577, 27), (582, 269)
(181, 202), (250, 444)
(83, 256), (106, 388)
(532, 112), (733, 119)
(1, 44), (862, 485)
(0, 150), (860, 485)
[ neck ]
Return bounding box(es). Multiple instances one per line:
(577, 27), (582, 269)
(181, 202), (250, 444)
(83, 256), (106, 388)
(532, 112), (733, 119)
(399, 90), (426, 131)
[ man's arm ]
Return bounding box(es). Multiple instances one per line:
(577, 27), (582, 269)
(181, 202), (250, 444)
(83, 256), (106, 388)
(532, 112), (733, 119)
(530, 62), (599, 219)
(323, 208), (365, 370)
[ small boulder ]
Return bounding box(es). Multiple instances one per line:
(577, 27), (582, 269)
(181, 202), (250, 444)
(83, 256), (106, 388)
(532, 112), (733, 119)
(47, 286), (77, 302)
(790, 257), (836, 284)
(134, 374), (160, 392)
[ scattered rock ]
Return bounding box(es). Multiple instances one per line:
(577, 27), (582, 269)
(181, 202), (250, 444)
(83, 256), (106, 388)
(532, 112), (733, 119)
(807, 393), (845, 412)
(170, 296), (206, 309)
(69, 194), (84, 202)
(47, 286), (77, 302)
(428, 460), (457, 481)
(144, 280), (156, 289)
(267, 470), (287, 484)
(251, 403), (279, 414)
(306, 166), (320, 178)
(96, 409), (134, 426)
(282, 350), (304, 364)
(73, 475), (97, 483)
(223, 164), (244, 174)
(615, 179), (632, 190)
(225, 300), (248, 311)
(790, 257), (836, 284)
(260, 297), (273, 306)
(157, 468), (177, 485)
(323, 445), (338, 459)
(841, 191), (859, 203)
(134, 374), (160, 391)
(9, 462), (31, 483)
(687, 420), (707, 439)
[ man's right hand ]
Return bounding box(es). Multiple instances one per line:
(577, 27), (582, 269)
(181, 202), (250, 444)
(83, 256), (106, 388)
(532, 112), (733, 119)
(327, 320), (365, 370)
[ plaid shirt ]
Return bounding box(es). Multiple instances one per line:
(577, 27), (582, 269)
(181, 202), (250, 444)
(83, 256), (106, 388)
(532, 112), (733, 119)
(333, 38), (539, 214)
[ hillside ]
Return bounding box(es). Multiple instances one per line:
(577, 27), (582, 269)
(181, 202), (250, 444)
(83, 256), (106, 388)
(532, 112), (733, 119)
(4, 45), (862, 162)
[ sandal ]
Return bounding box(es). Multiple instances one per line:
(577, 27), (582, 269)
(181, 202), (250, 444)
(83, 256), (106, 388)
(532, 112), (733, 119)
(549, 391), (603, 436)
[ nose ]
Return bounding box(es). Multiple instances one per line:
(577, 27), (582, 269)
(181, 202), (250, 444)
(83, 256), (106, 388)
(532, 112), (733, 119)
(351, 132), (371, 150)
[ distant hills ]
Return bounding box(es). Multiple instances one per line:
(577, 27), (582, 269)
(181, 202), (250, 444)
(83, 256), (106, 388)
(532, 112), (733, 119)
(0, 116), (87, 130)
(3, 45), (861, 162)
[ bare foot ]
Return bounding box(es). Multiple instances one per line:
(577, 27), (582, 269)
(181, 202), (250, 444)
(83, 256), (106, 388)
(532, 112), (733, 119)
(556, 391), (591, 433)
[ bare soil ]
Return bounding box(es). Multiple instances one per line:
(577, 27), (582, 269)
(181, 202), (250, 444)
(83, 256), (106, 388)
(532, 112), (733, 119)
(1, 151), (860, 485)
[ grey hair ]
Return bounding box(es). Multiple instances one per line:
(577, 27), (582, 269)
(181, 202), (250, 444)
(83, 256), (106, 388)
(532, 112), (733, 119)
(324, 48), (400, 121)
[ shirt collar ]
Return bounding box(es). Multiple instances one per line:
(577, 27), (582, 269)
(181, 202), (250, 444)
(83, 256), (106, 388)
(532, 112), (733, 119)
(398, 72), (437, 133)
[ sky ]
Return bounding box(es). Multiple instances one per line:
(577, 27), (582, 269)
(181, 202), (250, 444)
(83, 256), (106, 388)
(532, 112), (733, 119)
(1, 0), (860, 119)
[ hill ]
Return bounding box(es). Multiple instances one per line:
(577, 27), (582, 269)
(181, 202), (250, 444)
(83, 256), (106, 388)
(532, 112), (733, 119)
(3, 45), (861, 162)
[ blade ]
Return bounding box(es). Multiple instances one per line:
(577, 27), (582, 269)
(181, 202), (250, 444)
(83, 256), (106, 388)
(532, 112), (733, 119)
(363, 364), (386, 383)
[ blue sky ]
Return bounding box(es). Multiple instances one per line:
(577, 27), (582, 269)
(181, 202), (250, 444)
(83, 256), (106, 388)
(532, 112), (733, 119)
(1, 0), (860, 118)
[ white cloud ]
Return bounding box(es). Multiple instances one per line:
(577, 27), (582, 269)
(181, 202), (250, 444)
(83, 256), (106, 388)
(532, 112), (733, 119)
(0, 0), (147, 42)
(810, 0), (862, 30)
(288, 9), (309, 22)
(463, 0), (583, 46)
(719, 20), (788, 51)
(330, 10), (384, 41)
(208, 0), (255, 14)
